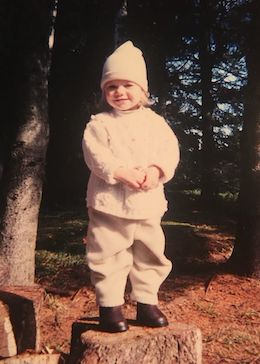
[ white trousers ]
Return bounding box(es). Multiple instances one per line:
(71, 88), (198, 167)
(86, 208), (172, 307)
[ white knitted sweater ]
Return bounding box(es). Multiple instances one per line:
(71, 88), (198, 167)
(82, 107), (180, 219)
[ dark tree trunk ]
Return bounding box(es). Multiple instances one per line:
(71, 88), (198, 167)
(45, 0), (121, 208)
(114, 0), (128, 48)
(0, 1), (52, 285)
(199, 0), (216, 205)
(228, 1), (260, 277)
(127, 1), (176, 116)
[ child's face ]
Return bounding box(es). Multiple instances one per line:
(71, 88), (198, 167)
(104, 80), (144, 111)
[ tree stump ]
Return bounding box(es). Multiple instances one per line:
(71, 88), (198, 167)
(0, 353), (62, 364)
(0, 286), (44, 356)
(70, 319), (202, 364)
(0, 301), (17, 358)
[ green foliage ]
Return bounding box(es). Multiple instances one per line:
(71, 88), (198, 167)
(1, 0), (254, 208)
(36, 210), (87, 254)
(35, 250), (85, 278)
(43, 0), (252, 206)
(36, 210), (87, 279)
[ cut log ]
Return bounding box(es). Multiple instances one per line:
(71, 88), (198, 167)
(70, 319), (202, 364)
(0, 286), (44, 354)
(0, 301), (17, 358)
(0, 353), (62, 364)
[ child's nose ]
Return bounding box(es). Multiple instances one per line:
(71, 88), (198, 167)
(116, 85), (125, 94)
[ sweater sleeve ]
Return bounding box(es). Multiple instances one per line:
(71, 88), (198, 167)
(150, 114), (180, 184)
(82, 115), (123, 184)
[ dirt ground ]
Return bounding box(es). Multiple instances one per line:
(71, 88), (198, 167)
(37, 214), (260, 364)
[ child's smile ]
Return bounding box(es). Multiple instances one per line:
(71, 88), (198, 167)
(104, 80), (144, 111)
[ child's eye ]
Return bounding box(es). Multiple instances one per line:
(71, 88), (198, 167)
(106, 84), (117, 91)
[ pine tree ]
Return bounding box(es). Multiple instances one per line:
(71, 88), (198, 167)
(0, 1), (53, 285)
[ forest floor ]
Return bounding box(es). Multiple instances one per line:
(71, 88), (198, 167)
(36, 193), (260, 363)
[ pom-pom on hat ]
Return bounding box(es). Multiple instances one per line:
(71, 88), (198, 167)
(100, 41), (148, 92)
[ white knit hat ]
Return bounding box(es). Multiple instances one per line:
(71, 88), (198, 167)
(100, 41), (148, 92)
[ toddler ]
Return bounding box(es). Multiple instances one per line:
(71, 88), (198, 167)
(82, 41), (180, 332)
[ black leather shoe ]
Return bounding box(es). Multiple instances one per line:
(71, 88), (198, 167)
(99, 306), (128, 333)
(136, 303), (169, 327)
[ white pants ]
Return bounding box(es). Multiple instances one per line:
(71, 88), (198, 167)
(86, 208), (172, 307)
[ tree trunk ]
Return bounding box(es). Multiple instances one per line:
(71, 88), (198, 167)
(0, 1), (52, 285)
(199, 0), (216, 205)
(114, 0), (128, 48)
(228, 1), (260, 277)
(45, 1), (119, 208)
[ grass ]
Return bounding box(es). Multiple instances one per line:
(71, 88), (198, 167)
(182, 189), (202, 196)
(240, 309), (259, 320)
(193, 301), (219, 318)
(217, 328), (257, 347)
(162, 220), (196, 227)
(181, 189), (238, 202)
(36, 193), (235, 280)
(36, 250), (85, 279)
(35, 200), (260, 363)
(36, 209), (87, 281)
(44, 292), (67, 311)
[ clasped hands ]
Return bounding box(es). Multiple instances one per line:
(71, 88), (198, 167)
(114, 166), (162, 191)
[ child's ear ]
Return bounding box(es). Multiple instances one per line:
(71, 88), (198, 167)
(140, 90), (152, 107)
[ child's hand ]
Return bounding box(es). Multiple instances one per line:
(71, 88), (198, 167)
(114, 167), (146, 190)
(141, 166), (162, 190)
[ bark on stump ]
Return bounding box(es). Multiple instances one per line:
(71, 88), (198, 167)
(0, 286), (44, 356)
(70, 319), (202, 364)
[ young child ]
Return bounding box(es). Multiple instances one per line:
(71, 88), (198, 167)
(82, 41), (180, 333)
